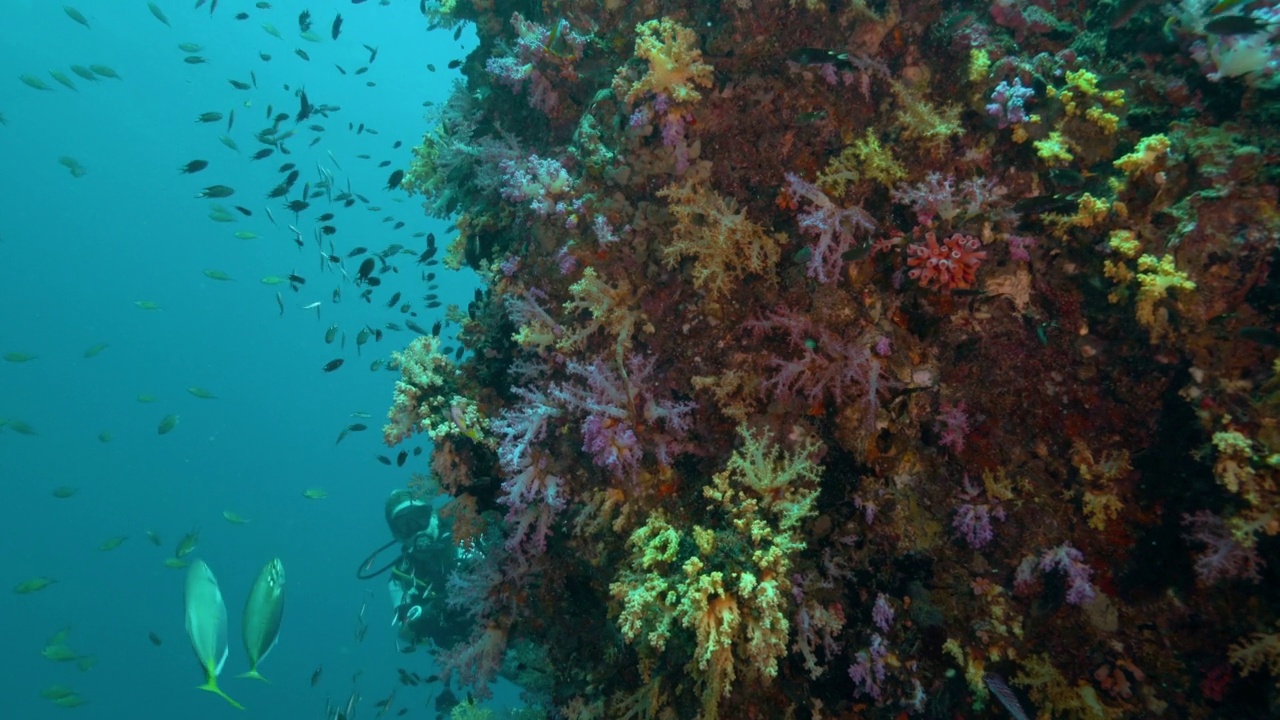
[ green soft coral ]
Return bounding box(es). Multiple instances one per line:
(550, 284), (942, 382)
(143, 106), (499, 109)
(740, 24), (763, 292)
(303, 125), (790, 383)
(610, 426), (822, 719)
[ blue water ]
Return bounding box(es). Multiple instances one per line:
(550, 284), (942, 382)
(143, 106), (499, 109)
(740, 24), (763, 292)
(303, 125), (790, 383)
(0, 1), (492, 716)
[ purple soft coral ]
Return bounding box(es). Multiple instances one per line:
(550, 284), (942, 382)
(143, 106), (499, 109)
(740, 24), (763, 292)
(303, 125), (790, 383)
(553, 355), (694, 476)
(490, 384), (561, 474)
(498, 453), (568, 559)
(848, 634), (889, 700)
(784, 172), (876, 284)
(499, 154), (575, 218)
(935, 401), (970, 454)
(953, 505), (995, 548)
(986, 78), (1035, 128)
(952, 474), (1005, 549)
(1038, 543), (1097, 606)
(484, 13), (586, 113)
(892, 172), (1009, 227)
(1182, 511), (1265, 585)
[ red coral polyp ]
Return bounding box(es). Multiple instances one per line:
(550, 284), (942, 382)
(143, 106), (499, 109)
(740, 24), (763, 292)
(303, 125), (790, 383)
(906, 232), (987, 290)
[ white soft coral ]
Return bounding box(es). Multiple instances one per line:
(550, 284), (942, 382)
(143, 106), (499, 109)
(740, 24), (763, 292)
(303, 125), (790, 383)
(1171, 0), (1280, 88)
(1209, 32), (1278, 85)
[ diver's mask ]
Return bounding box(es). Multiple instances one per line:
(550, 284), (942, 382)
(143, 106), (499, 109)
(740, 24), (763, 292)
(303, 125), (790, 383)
(385, 489), (436, 545)
(359, 490), (442, 582)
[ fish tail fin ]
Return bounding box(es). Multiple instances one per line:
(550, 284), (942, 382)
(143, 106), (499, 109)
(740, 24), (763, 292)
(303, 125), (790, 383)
(197, 676), (246, 710)
(236, 668), (270, 683)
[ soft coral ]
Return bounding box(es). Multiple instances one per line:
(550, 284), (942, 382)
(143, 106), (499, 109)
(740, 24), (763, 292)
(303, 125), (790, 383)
(553, 354), (694, 475)
(784, 172), (877, 284)
(748, 307), (886, 425)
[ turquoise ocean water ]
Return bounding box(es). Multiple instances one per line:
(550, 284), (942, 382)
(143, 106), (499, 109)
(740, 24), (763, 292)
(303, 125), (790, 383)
(0, 1), (493, 716)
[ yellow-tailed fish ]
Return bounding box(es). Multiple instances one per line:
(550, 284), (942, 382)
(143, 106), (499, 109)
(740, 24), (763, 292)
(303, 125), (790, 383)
(175, 529), (200, 558)
(15, 576), (57, 593)
(238, 558), (285, 682)
(47, 626), (72, 646)
(52, 694), (87, 707)
(83, 342), (108, 358)
(183, 560), (244, 709)
(42, 644), (78, 661)
(158, 413), (179, 434)
(40, 684), (76, 700)
(222, 510), (249, 525)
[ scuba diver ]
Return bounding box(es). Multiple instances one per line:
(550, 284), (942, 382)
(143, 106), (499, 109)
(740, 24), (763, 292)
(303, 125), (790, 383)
(358, 489), (471, 652)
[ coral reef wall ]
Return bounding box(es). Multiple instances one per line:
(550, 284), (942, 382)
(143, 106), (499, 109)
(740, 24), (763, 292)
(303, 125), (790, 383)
(393, 0), (1280, 716)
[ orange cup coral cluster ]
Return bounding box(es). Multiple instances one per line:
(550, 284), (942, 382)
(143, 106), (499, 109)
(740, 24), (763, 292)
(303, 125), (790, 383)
(905, 231), (987, 290)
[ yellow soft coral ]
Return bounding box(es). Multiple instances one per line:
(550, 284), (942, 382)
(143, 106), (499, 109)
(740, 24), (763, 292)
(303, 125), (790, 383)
(618, 17), (713, 106)
(1230, 622), (1280, 687)
(1060, 68), (1126, 134)
(1134, 253), (1195, 337)
(817, 131), (907, 195)
(1107, 229), (1141, 259)
(613, 515), (682, 653)
(703, 426), (822, 549)
(1034, 130), (1074, 166)
(559, 266), (653, 358)
(1015, 654), (1124, 719)
(968, 47), (991, 83)
(658, 179), (783, 297)
(1114, 134), (1170, 177)
(1105, 251), (1195, 343)
(677, 564), (740, 708)
(1072, 441), (1131, 531)
(889, 79), (963, 155)
(1045, 192), (1120, 236)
